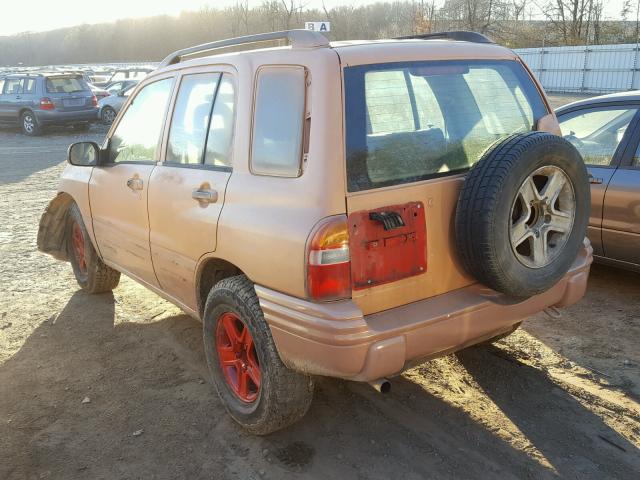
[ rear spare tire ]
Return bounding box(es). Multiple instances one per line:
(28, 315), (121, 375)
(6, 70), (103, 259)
(455, 132), (589, 298)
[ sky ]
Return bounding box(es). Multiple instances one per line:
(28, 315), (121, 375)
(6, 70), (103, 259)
(0, 0), (632, 36)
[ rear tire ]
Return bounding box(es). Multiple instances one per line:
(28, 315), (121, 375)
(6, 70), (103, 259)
(66, 203), (120, 293)
(203, 275), (314, 435)
(21, 111), (41, 136)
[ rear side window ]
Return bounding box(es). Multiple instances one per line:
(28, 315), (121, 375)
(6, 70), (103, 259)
(46, 77), (88, 93)
(344, 60), (548, 191)
(23, 78), (36, 94)
(167, 73), (220, 165)
(251, 66), (306, 177)
(205, 74), (235, 168)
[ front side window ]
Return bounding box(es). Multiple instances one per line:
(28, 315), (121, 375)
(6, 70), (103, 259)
(167, 73), (220, 165)
(109, 78), (173, 163)
(344, 60), (547, 191)
(558, 107), (637, 166)
(4, 79), (23, 94)
(251, 66), (306, 177)
(106, 82), (123, 94)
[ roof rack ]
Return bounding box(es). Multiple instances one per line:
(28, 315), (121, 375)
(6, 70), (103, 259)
(395, 31), (494, 44)
(160, 29), (330, 67)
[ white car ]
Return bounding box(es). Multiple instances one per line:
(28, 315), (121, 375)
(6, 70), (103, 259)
(96, 82), (137, 124)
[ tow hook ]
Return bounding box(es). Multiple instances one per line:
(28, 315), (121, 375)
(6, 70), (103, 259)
(544, 306), (562, 319)
(368, 378), (391, 393)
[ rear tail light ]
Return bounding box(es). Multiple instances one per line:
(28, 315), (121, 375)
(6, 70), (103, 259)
(39, 97), (54, 110)
(306, 215), (351, 301)
(91, 95), (98, 107)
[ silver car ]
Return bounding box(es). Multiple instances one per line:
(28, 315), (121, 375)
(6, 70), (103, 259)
(97, 81), (137, 124)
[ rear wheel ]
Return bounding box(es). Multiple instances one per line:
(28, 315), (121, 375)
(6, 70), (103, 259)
(66, 203), (120, 293)
(21, 111), (41, 136)
(101, 106), (116, 125)
(203, 275), (314, 435)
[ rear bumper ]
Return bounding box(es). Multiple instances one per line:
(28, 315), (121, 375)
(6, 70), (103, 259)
(258, 240), (593, 382)
(35, 108), (98, 124)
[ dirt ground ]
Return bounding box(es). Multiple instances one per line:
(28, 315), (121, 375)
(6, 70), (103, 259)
(1, 97), (639, 480)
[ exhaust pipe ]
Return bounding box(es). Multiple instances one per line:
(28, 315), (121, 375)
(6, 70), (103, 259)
(368, 378), (391, 393)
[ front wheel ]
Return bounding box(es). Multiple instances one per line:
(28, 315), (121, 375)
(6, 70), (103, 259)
(101, 107), (116, 125)
(66, 203), (120, 293)
(203, 275), (314, 435)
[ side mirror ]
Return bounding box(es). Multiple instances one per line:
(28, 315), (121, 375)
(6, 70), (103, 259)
(68, 141), (100, 166)
(117, 90), (126, 97)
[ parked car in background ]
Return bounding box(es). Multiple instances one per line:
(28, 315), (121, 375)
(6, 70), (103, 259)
(0, 72), (98, 135)
(104, 79), (138, 96)
(556, 91), (640, 272)
(97, 81), (137, 124)
(94, 68), (153, 87)
(89, 83), (110, 101)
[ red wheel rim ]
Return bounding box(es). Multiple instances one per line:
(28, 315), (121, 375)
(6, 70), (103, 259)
(71, 221), (88, 275)
(215, 312), (261, 403)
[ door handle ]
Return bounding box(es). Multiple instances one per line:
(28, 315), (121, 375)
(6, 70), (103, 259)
(192, 188), (218, 204)
(588, 174), (603, 185)
(126, 177), (144, 191)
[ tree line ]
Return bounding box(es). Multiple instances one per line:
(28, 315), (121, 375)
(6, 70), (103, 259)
(1, 0), (639, 66)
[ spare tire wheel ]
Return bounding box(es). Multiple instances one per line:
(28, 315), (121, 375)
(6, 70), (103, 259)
(455, 132), (589, 298)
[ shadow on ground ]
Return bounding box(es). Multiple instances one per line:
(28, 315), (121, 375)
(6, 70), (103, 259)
(1, 289), (638, 479)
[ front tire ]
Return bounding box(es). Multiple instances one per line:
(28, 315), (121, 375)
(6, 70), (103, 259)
(21, 111), (41, 136)
(66, 203), (120, 293)
(203, 275), (314, 435)
(101, 107), (116, 125)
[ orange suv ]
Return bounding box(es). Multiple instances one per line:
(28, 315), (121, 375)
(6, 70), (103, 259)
(38, 30), (592, 434)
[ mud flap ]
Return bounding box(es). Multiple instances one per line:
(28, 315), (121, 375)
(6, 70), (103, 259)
(37, 193), (74, 261)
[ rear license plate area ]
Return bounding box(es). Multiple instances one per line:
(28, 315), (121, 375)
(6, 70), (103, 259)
(349, 201), (427, 289)
(63, 98), (84, 107)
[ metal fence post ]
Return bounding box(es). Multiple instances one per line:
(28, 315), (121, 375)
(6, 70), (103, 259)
(580, 46), (589, 93)
(539, 47), (545, 87)
(631, 43), (639, 91)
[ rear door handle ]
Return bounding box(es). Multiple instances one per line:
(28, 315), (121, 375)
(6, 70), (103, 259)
(192, 188), (218, 204)
(126, 177), (144, 191)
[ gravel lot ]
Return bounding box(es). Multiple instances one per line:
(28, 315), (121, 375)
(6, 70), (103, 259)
(1, 100), (639, 479)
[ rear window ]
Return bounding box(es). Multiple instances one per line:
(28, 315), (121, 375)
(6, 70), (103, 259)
(344, 60), (548, 191)
(46, 76), (88, 93)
